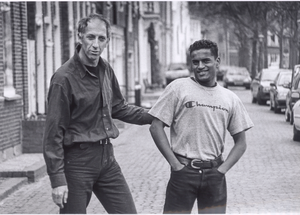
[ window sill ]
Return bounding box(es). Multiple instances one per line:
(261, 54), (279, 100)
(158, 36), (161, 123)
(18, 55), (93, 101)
(4, 86), (22, 101)
(4, 94), (22, 101)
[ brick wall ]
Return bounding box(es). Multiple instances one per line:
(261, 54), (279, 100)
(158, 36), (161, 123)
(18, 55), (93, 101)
(0, 2), (27, 161)
(0, 5), (3, 97)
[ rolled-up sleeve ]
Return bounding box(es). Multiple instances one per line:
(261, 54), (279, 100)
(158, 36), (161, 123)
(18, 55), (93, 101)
(43, 83), (70, 188)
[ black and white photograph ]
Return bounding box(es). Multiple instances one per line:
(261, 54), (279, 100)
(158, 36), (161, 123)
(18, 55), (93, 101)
(0, 1), (299, 214)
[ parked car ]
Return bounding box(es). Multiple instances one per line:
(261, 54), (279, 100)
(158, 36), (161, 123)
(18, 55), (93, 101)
(269, 69), (292, 113)
(217, 65), (230, 81)
(285, 70), (300, 124)
(223, 67), (251, 89)
(250, 68), (280, 105)
(292, 99), (300, 141)
(165, 63), (190, 85)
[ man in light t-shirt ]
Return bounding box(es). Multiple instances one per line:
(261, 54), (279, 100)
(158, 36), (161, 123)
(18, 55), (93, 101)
(149, 39), (254, 214)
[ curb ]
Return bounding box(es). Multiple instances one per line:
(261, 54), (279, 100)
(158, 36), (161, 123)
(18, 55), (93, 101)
(0, 177), (28, 201)
(0, 161), (46, 183)
(0, 153), (47, 201)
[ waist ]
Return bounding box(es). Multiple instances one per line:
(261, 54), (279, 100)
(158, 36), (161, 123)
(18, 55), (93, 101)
(175, 153), (223, 170)
(66, 138), (111, 149)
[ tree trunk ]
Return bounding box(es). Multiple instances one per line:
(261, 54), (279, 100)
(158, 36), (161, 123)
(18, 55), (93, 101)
(251, 33), (258, 79)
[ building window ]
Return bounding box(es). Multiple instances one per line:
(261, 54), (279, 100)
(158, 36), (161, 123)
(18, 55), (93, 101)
(144, 2), (154, 13)
(1, 2), (18, 99)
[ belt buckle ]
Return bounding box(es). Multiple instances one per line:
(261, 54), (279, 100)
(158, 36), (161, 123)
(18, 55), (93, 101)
(190, 159), (203, 169)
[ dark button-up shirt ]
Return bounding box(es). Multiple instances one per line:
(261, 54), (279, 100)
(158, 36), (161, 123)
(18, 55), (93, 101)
(43, 45), (152, 188)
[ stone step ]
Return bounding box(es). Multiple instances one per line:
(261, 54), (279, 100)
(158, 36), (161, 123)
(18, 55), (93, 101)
(0, 153), (46, 183)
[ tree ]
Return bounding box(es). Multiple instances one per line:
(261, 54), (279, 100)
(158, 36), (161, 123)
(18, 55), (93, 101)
(189, 2), (273, 78)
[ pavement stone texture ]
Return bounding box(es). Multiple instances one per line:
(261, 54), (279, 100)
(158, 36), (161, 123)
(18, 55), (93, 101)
(0, 88), (300, 214)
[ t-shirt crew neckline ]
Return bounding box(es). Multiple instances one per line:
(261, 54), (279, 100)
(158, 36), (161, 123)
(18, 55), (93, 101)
(189, 77), (218, 91)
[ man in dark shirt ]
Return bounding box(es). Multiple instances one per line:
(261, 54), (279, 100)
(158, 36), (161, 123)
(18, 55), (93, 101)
(43, 13), (153, 214)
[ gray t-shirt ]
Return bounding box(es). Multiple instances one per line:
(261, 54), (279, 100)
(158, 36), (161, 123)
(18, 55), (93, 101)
(149, 77), (254, 160)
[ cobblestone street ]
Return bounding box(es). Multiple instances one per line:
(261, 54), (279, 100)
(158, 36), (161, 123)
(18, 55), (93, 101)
(0, 88), (299, 214)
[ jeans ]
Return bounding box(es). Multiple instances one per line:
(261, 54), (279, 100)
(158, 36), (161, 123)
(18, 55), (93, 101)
(60, 141), (136, 214)
(163, 166), (227, 214)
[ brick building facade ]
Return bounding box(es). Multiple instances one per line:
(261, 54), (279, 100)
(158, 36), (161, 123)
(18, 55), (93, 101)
(0, 2), (27, 161)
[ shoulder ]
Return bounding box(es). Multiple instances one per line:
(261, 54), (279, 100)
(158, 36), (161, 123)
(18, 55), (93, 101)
(217, 84), (239, 98)
(51, 58), (76, 85)
(167, 77), (193, 89)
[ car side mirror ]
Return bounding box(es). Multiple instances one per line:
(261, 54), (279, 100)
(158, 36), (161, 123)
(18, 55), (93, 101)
(270, 82), (276, 88)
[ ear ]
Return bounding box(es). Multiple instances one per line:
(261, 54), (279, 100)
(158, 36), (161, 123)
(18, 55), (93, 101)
(103, 38), (110, 48)
(78, 33), (83, 44)
(216, 57), (221, 68)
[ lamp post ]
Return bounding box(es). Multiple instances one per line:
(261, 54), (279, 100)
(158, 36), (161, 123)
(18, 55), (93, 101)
(258, 34), (264, 73)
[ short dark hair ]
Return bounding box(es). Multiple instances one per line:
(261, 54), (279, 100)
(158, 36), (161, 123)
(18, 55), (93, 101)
(77, 13), (111, 40)
(189, 39), (218, 59)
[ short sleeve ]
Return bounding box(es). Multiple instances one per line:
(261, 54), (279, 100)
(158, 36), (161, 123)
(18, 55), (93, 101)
(227, 96), (254, 136)
(149, 84), (178, 126)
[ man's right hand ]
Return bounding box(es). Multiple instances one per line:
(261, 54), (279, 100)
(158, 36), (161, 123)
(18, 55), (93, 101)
(172, 163), (185, 171)
(52, 185), (68, 208)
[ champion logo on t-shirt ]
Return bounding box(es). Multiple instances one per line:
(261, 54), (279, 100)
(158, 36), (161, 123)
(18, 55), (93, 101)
(185, 101), (229, 113)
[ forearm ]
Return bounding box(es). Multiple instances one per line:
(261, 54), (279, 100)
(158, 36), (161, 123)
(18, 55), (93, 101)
(113, 104), (153, 125)
(218, 131), (247, 174)
(149, 119), (183, 170)
(43, 128), (67, 188)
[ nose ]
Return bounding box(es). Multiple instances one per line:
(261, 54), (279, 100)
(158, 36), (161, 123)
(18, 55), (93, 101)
(92, 39), (99, 47)
(198, 61), (205, 69)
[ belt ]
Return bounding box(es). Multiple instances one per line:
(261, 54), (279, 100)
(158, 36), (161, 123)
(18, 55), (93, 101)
(78, 139), (110, 149)
(175, 153), (223, 170)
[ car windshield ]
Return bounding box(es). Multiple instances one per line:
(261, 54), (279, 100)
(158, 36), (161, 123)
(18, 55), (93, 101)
(261, 71), (278, 81)
(228, 69), (248, 76)
(278, 73), (292, 86)
(168, 63), (187, 70)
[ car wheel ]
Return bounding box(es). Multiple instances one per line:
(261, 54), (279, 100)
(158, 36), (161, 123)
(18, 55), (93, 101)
(285, 108), (290, 122)
(274, 102), (281, 113)
(270, 99), (274, 111)
(252, 96), (257, 103)
(290, 111), (294, 125)
(293, 125), (300, 141)
(257, 96), (266, 105)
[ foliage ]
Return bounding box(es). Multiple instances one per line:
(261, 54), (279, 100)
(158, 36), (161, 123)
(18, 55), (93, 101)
(189, 1), (300, 73)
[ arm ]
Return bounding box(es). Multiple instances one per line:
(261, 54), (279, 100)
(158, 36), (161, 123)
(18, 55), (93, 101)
(43, 83), (70, 208)
(217, 131), (247, 174)
(110, 72), (153, 124)
(149, 118), (184, 171)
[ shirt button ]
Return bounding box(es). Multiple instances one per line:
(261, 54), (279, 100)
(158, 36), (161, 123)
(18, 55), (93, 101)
(199, 170), (202, 174)
(106, 128), (109, 131)
(103, 114), (106, 117)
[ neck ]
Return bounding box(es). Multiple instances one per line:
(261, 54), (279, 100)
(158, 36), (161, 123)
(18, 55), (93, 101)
(193, 77), (216, 87)
(78, 49), (99, 67)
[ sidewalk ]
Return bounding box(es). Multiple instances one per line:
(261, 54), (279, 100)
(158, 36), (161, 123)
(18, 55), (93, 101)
(0, 88), (163, 202)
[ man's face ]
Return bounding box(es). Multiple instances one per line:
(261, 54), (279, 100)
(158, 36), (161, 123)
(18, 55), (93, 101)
(190, 49), (220, 87)
(79, 18), (109, 65)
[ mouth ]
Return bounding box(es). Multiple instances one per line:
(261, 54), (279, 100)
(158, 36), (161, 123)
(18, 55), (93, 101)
(90, 51), (100, 55)
(196, 70), (208, 76)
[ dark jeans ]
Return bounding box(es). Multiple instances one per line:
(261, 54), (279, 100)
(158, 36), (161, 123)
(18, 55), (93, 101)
(60, 141), (136, 214)
(163, 166), (227, 214)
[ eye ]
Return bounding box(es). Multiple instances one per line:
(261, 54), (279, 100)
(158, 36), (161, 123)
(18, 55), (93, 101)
(98, 36), (106, 42)
(192, 60), (199, 65)
(86, 35), (95, 40)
